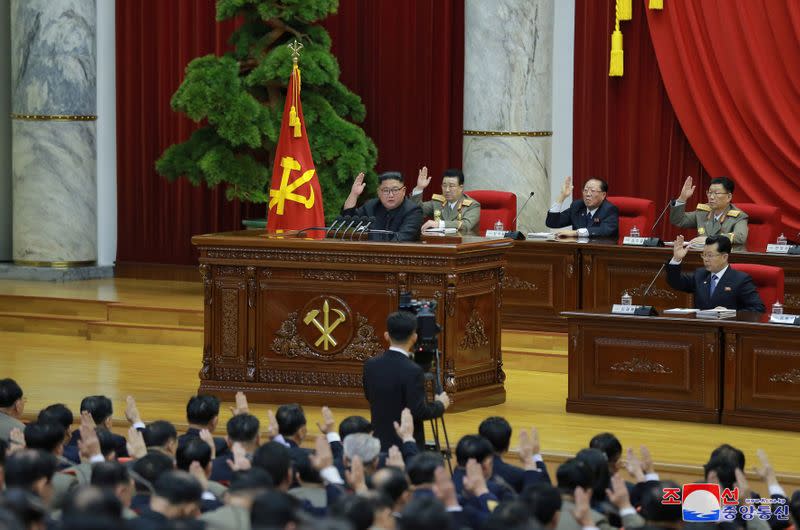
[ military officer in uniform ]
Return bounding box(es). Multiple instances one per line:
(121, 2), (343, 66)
(411, 167), (481, 235)
(670, 176), (749, 251)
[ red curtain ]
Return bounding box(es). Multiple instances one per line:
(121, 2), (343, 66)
(116, 1), (464, 265)
(647, 0), (800, 236)
(574, 0), (710, 241)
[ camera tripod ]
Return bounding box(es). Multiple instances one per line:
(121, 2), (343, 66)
(423, 348), (453, 473)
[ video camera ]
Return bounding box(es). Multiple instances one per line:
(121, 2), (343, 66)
(398, 292), (441, 370)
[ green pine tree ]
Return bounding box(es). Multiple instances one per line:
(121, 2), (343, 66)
(156, 0), (377, 222)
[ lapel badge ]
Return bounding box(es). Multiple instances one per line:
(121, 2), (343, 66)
(724, 286), (732, 292)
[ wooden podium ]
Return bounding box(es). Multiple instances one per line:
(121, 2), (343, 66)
(191, 231), (511, 410)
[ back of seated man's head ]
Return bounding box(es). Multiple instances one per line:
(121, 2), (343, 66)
(226, 413), (260, 444)
(91, 460), (133, 499)
(176, 437), (212, 472)
(343, 433), (381, 467)
(789, 491), (800, 528)
(339, 415), (372, 439)
(575, 448), (611, 504)
(276, 403), (306, 439)
(703, 455), (737, 490)
(386, 311), (417, 345)
(79, 396), (113, 428)
(95, 429), (119, 461)
(520, 483), (562, 528)
(479, 416), (512, 454)
(372, 466), (409, 504)
(0, 379), (23, 415)
(227, 468), (273, 502)
(455, 434), (495, 468)
(329, 494), (375, 530)
(639, 480), (681, 523)
(250, 490), (302, 529)
(398, 495), (449, 530)
(588, 432), (622, 469)
(709, 443), (745, 469)
(291, 451), (321, 485)
(484, 500), (536, 530)
(186, 395), (220, 428)
(0, 488), (46, 530)
(132, 452), (175, 494)
(555, 458), (593, 495)
(62, 485), (123, 522)
(144, 420), (178, 451)
(252, 441), (292, 489)
(4, 450), (57, 502)
(24, 421), (66, 455)
(406, 452), (443, 487)
(37, 404), (74, 435)
(152, 471), (203, 519)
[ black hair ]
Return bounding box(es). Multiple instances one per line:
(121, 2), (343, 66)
(329, 494), (375, 530)
(79, 396), (113, 425)
(4, 450), (57, 490)
(37, 403), (74, 430)
(479, 416), (512, 453)
(378, 171), (404, 186)
(442, 168), (465, 185)
(62, 486), (123, 520)
(176, 437), (212, 471)
(95, 429), (118, 459)
(339, 415), (373, 439)
(153, 471), (203, 505)
(703, 455), (737, 490)
(588, 433), (622, 463)
(276, 404), (306, 437)
(710, 176), (735, 194)
(639, 480), (682, 522)
(226, 413), (260, 443)
(386, 311), (417, 343)
(705, 235), (732, 255)
(23, 421), (66, 453)
(406, 452), (443, 486)
(586, 177), (609, 193)
(520, 483), (562, 526)
(709, 443), (745, 469)
(373, 466), (409, 503)
(789, 490), (800, 529)
(0, 379), (23, 408)
(0, 489), (46, 528)
(483, 500), (534, 530)
(228, 468), (274, 493)
(556, 458), (593, 493)
(131, 452), (174, 493)
(90, 461), (131, 489)
(252, 441), (292, 487)
(186, 395), (220, 425)
(250, 490), (301, 528)
(143, 420), (178, 448)
(455, 435), (495, 467)
(292, 450), (321, 484)
(398, 495), (449, 530)
(575, 448), (611, 504)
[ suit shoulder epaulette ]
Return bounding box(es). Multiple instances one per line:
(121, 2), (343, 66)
(696, 203), (712, 212)
(461, 198), (474, 207)
(431, 194), (446, 204)
(726, 209), (742, 217)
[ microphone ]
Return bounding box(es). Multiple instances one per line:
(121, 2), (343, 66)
(325, 216), (344, 238)
(642, 199), (672, 247)
(504, 191), (535, 240)
(353, 216), (372, 240)
(350, 216), (367, 240)
(339, 216), (358, 239)
(631, 263), (665, 316)
(333, 216), (352, 239)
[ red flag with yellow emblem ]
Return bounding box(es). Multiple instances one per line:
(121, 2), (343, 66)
(267, 58), (325, 232)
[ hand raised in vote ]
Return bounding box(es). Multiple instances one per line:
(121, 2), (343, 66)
(672, 235), (689, 262)
(415, 166), (431, 192)
(559, 176), (573, 203)
(678, 175), (696, 202)
(350, 172), (366, 198)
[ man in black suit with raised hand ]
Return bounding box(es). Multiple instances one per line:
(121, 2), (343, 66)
(667, 234), (765, 312)
(546, 175), (619, 239)
(363, 311), (450, 450)
(342, 171), (423, 241)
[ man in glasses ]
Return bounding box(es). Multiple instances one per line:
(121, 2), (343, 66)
(666, 234), (764, 312)
(546, 175), (619, 238)
(342, 171), (423, 241)
(670, 176), (748, 251)
(410, 167), (481, 235)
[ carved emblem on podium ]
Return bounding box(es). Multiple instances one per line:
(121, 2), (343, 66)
(610, 355), (673, 374)
(303, 299), (347, 351)
(459, 309), (489, 351)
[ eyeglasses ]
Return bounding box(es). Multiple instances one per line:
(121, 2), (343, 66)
(583, 188), (603, 194)
(441, 184), (462, 190)
(706, 190), (730, 197)
(379, 186), (405, 196)
(701, 253), (722, 259)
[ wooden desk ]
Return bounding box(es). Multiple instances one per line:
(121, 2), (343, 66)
(191, 231), (512, 409)
(564, 311), (800, 431)
(504, 240), (800, 331)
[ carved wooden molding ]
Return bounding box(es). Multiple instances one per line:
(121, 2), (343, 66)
(769, 368), (800, 384)
(215, 366), (247, 381)
(199, 264), (213, 306)
(301, 270), (355, 282)
(460, 270), (496, 284)
(501, 274), (538, 291)
(271, 312), (382, 361)
(258, 369), (363, 388)
(623, 284), (677, 300)
(454, 370), (498, 391)
(459, 309), (489, 351)
(610, 355), (673, 374)
(410, 273), (443, 286)
(205, 247), (452, 268)
(220, 289), (240, 359)
(784, 293), (800, 307)
(496, 359), (506, 383)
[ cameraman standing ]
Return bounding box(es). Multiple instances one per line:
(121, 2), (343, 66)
(363, 311), (450, 450)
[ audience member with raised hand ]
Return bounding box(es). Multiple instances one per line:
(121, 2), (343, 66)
(229, 391), (249, 417)
(274, 403), (310, 460)
(0, 379), (25, 443)
(64, 396), (130, 463)
(519, 482), (562, 529)
(210, 413), (260, 484)
(127, 426), (147, 460)
(90, 461), (138, 520)
(345, 455), (368, 494)
(199, 468), (272, 530)
(754, 449), (787, 502)
(636, 480), (682, 530)
(515, 424), (552, 489)
(179, 395), (228, 458)
(128, 470), (204, 530)
(571, 486), (596, 530)
(4, 450), (57, 508)
(177, 437), (224, 512)
(452, 435), (514, 502)
(385, 446), (405, 470)
(143, 420), (178, 457)
(23, 421), (77, 510)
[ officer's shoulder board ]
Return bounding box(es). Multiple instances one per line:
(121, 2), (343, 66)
(696, 203), (712, 212)
(726, 209), (742, 217)
(461, 198), (474, 207)
(431, 194), (447, 204)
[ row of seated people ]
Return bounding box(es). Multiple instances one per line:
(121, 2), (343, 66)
(343, 167), (787, 253)
(0, 378), (798, 530)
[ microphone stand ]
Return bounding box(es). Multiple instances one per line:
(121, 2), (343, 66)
(504, 191), (535, 240)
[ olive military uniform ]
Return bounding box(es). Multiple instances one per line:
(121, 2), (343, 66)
(670, 202), (749, 251)
(411, 193), (481, 235)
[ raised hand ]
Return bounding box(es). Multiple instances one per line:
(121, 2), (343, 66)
(678, 176), (696, 202)
(754, 449), (778, 487)
(415, 166), (431, 192)
(640, 445), (655, 474)
(79, 413), (102, 462)
(316, 406), (335, 435)
(199, 429), (216, 460)
(310, 433), (333, 471)
(572, 486), (594, 527)
(125, 395), (142, 425)
(518, 427), (540, 470)
(624, 447), (646, 482)
(606, 473), (633, 509)
(351, 172), (366, 198)
(462, 458), (489, 497)
(265, 409), (279, 440)
(8, 428), (25, 454)
(385, 445), (405, 469)
(189, 461), (209, 491)
(433, 466), (459, 508)
(393, 408), (415, 443)
(126, 426), (147, 459)
(229, 391), (249, 416)
(346, 455), (368, 493)
(672, 235), (689, 262)
(559, 176), (574, 202)
(734, 467), (750, 496)
(226, 442), (252, 471)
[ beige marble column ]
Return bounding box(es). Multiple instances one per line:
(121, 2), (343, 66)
(463, 0), (554, 233)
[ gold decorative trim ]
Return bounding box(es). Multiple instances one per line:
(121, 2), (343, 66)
(10, 113), (97, 122)
(14, 260), (95, 268)
(463, 130), (552, 137)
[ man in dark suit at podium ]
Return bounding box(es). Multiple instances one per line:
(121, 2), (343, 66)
(546, 176), (619, 239)
(342, 171), (423, 241)
(667, 234), (765, 312)
(363, 311), (450, 450)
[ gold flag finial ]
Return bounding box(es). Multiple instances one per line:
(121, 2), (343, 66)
(288, 40), (304, 63)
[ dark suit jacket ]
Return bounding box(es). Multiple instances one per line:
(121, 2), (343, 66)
(492, 454), (551, 493)
(178, 428), (229, 459)
(363, 349), (445, 450)
(342, 197), (423, 242)
(666, 263), (765, 312)
(63, 428), (129, 464)
(545, 198), (619, 238)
